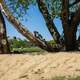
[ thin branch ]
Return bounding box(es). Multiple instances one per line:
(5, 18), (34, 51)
(71, 6), (80, 31)
(37, 0), (61, 43)
(69, 0), (80, 7)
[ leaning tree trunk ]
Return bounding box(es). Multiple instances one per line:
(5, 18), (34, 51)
(0, 10), (10, 53)
(37, 0), (61, 44)
(1, 2), (60, 52)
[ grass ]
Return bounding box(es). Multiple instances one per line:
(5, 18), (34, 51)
(50, 76), (80, 80)
(11, 47), (44, 53)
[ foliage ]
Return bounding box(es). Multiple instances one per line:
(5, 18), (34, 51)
(4, 0), (80, 19)
(50, 76), (80, 80)
(46, 0), (79, 18)
(12, 47), (44, 53)
(47, 40), (56, 45)
(8, 37), (45, 53)
(4, 0), (36, 18)
(45, 0), (62, 18)
(8, 37), (35, 49)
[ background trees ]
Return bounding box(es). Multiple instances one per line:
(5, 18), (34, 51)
(9, 37), (36, 49)
(0, 0), (80, 53)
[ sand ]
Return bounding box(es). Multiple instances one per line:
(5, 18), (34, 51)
(0, 52), (80, 80)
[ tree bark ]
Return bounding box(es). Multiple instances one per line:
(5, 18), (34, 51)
(71, 7), (80, 30)
(68, 6), (80, 51)
(37, 0), (61, 43)
(61, 0), (78, 51)
(64, 29), (77, 51)
(0, 10), (10, 53)
(1, 2), (60, 52)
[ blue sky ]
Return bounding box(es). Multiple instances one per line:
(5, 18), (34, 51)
(5, 5), (63, 41)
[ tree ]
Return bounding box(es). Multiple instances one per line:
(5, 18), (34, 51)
(1, 2), (56, 52)
(37, 0), (80, 51)
(0, 0), (80, 52)
(0, 8), (10, 53)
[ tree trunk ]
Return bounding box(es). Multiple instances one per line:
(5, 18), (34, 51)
(63, 28), (77, 51)
(0, 10), (10, 53)
(61, 0), (78, 51)
(1, 2), (60, 52)
(37, 0), (61, 43)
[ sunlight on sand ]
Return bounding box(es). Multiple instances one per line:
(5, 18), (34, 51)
(0, 52), (80, 80)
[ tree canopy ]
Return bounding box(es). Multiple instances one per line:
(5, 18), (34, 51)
(4, 0), (80, 18)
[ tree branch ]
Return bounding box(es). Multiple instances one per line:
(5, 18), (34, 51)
(61, 0), (70, 32)
(1, 2), (59, 52)
(37, 0), (61, 43)
(69, 0), (80, 7)
(71, 6), (80, 31)
(61, 0), (70, 41)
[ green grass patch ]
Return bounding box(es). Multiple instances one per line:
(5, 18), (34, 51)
(11, 47), (44, 53)
(50, 76), (80, 80)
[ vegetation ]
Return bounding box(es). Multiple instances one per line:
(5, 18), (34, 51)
(50, 76), (80, 80)
(9, 37), (35, 48)
(48, 40), (56, 45)
(8, 37), (44, 53)
(12, 47), (44, 53)
(0, 0), (80, 53)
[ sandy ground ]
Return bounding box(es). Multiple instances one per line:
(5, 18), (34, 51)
(0, 52), (80, 80)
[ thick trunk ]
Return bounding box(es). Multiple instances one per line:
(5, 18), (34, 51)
(61, 0), (78, 51)
(0, 10), (10, 53)
(66, 4), (80, 51)
(64, 28), (77, 51)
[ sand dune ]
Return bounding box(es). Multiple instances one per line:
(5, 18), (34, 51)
(0, 52), (80, 80)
